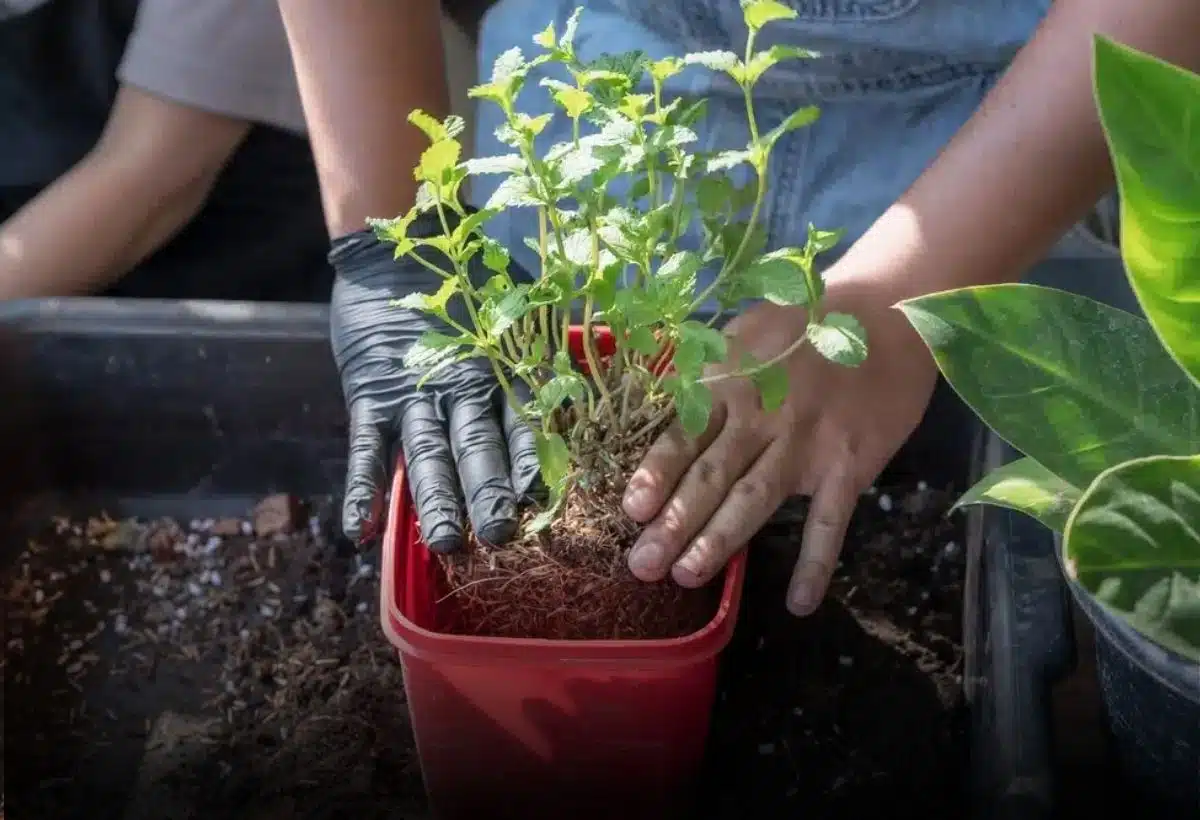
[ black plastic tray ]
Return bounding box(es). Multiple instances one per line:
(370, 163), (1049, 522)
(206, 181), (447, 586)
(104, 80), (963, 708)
(0, 290), (1118, 819)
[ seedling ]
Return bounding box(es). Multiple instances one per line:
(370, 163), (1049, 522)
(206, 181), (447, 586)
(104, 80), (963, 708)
(373, 1), (866, 538)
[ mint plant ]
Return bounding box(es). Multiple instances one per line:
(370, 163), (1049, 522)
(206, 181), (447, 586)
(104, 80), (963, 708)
(900, 37), (1200, 662)
(372, 0), (867, 530)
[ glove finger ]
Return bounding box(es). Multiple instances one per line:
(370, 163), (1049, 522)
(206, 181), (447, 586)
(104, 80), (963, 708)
(447, 392), (519, 547)
(343, 400), (390, 543)
(500, 382), (543, 503)
(399, 395), (465, 554)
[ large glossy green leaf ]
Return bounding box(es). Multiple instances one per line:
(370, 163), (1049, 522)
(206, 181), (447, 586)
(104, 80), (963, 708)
(899, 284), (1200, 490)
(1094, 38), (1200, 389)
(1064, 454), (1200, 662)
(953, 457), (1080, 534)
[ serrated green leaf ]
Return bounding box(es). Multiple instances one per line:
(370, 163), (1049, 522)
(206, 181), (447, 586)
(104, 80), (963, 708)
(626, 326), (660, 355)
(491, 46), (526, 85)
(649, 57), (684, 82)
(1093, 37), (1200, 389)
(1064, 453), (1200, 662)
(745, 46), (817, 85)
(464, 155), (525, 175)
(807, 312), (868, 367)
(953, 457), (1080, 533)
(741, 0), (799, 30)
(764, 105), (821, 146)
(806, 223), (843, 255)
(898, 284), (1200, 491)
(417, 140), (461, 184)
(553, 85), (593, 118)
(394, 277), (459, 317)
(613, 288), (661, 328)
(666, 377), (714, 438)
(695, 176), (734, 216)
(481, 286), (531, 337)
(751, 361), (789, 412)
(480, 237), (511, 275)
(736, 249), (809, 305)
(533, 21), (556, 48)
(403, 331), (467, 370)
(684, 51), (741, 73)
(485, 175), (540, 209)
(561, 6), (583, 51)
(707, 150), (752, 173)
(534, 431), (572, 494)
(408, 109), (446, 142)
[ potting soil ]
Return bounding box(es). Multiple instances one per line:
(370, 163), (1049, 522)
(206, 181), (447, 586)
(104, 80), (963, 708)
(3, 483), (970, 818)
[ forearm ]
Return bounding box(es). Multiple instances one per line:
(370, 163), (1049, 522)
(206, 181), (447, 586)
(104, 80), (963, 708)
(838, 0), (1200, 301)
(277, 0), (451, 238)
(0, 156), (208, 299)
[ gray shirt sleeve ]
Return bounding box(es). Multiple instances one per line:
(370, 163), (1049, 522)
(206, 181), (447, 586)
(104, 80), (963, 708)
(116, 0), (307, 135)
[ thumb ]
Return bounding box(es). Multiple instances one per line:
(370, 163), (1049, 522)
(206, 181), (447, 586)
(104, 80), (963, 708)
(343, 401), (390, 542)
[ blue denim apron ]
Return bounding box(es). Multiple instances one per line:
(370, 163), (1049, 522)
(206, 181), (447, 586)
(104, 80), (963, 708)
(471, 0), (1119, 289)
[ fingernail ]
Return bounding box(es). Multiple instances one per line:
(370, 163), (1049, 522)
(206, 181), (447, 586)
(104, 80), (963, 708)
(672, 560), (702, 587)
(788, 581), (818, 616)
(623, 486), (650, 517)
(629, 542), (664, 577)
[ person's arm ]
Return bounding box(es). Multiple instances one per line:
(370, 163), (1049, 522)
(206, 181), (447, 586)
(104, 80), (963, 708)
(835, 0), (1200, 303)
(276, 0), (452, 237)
(0, 0), (309, 300)
(0, 89), (248, 299)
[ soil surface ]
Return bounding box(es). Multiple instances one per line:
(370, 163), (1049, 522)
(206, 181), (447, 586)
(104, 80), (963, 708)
(2, 481), (967, 819)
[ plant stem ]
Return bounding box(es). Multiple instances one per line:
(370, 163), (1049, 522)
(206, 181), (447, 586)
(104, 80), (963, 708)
(699, 330), (810, 386)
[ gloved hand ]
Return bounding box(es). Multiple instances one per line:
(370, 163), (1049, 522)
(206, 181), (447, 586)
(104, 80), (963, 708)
(329, 210), (541, 552)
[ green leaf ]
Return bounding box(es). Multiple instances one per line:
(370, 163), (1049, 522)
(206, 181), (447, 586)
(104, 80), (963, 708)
(403, 331), (467, 370)
(695, 176), (734, 216)
(807, 312), (868, 367)
(480, 238), (511, 276)
(763, 105), (821, 146)
(533, 21), (556, 48)
(745, 46), (818, 85)
(417, 140), (461, 184)
(539, 372), (588, 414)
(463, 155), (525, 175)
(534, 431), (573, 494)
(649, 57), (684, 82)
(741, 0), (799, 30)
(707, 150), (752, 173)
(1093, 37), (1200, 388)
(666, 377), (714, 438)
(393, 277), (459, 318)
(1064, 453), (1200, 662)
(626, 326), (660, 356)
(654, 250), (702, 318)
(750, 362), (789, 412)
(684, 51), (741, 73)
(898, 284), (1200, 491)
(408, 109), (447, 142)
(674, 320), (727, 379)
(613, 288), (661, 329)
(953, 457), (1081, 533)
(806, 223), (843, 255)
(481, 287), (530, 337)
(736, 249), (810, 305)
(485, 175), (540, 210)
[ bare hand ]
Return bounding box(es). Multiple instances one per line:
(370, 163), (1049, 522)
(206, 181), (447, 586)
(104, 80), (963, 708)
(622, 278), (938, 616)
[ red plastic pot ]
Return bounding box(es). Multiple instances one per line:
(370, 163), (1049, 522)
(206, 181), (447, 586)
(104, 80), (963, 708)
(380, 327), (747, 820)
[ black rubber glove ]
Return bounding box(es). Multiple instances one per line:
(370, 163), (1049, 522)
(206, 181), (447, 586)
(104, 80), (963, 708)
(329, 211), (540, 552)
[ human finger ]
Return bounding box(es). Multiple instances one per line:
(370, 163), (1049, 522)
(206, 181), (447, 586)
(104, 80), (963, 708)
(622, 400), (728, 523)
(399, 395), (465, 554)
(627, 423), (766, 582)
(787, 452), (858, 616)
(669, 439), (788, 588)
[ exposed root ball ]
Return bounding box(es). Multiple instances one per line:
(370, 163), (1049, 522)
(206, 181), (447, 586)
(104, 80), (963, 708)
(438, 486), (720, 641)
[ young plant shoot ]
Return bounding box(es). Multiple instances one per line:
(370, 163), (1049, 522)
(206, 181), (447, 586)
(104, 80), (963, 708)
(372, 0), (867, 634)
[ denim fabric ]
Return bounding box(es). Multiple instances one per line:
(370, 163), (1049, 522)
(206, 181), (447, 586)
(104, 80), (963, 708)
(472, 0), (1120, 296)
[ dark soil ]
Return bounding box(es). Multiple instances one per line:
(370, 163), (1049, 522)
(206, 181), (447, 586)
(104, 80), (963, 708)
(438, 485), (720, 641)
(702, 481), (968, 819)
(2, 481), (967, 819)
